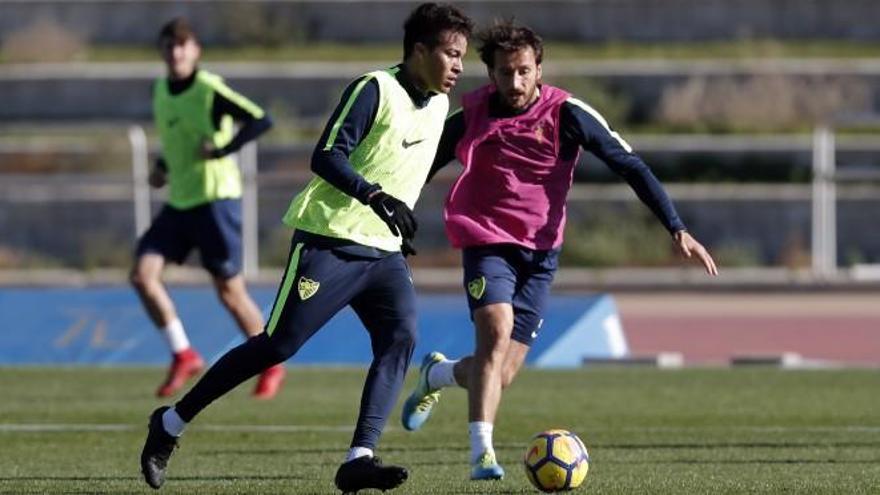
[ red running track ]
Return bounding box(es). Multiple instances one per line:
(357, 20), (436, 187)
(615, 292), (880, 366)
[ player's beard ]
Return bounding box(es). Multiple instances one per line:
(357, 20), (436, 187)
(505, 85), (538, 111)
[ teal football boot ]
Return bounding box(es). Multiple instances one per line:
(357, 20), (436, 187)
(401, 351), (445, 431)
(470, 451), (505, 480)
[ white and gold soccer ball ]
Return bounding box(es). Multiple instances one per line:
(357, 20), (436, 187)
(523, 429), (590, 492)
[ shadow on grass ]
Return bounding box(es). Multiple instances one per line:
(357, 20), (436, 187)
(0, 475), (529, 495)
(200, 444), (464, 456)
(0, 476), (141, 481)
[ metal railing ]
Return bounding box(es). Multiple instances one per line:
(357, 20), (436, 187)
(811, 127), (836, 280)
(2, 124), (876, 282)
(123, 125), (875, 281)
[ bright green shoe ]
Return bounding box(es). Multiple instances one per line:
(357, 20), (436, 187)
(470, 451), (505, 480)
(401, 351), (445, 431)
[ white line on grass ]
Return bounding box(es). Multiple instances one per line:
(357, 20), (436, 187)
(2, 424), (879, 434)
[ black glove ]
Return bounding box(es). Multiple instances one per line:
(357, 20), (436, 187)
(401, 237), (417, 257)
(368, 191), (418, 239)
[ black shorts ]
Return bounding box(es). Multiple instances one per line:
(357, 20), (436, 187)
(135, 199), (242, 279)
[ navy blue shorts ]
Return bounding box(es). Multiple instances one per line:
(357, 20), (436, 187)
(263, 231), (418, 359)
(135, 199), (242, 279)
(462, 244), (559, 346)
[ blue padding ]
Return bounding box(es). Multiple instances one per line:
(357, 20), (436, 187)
(0, 287), (622, 367)
(533, 294), (628, 367)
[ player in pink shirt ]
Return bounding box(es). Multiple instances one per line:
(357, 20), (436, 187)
(401, 20), (718, 479)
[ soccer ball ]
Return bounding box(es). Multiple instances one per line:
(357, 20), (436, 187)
(523, 429), (590, 492)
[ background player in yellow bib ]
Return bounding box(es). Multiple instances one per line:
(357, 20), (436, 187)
(130, 18), (283, 399)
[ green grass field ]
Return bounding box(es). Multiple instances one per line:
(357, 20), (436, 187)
(1, 367), (878, 494)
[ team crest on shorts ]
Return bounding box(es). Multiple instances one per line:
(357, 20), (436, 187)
(298, 276), (320, 300)
(467, 276), (486, 300)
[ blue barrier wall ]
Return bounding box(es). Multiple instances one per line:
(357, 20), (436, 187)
(0, 287), (626, 367)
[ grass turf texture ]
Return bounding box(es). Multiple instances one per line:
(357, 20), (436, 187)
(0, 367), (878, 494)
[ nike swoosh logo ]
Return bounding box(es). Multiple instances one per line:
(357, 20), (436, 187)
(382, 203), (395, 217)
(401, 138), (425, 149)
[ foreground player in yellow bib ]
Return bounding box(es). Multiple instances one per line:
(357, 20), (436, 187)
(140, 4), (474, 493)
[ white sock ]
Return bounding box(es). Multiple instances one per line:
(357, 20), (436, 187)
(161, 318), (190, 353)
(468, 421), (494, 463)
(428, 359), (460, 390)
(161, 407), (187, 437)
(345, 446), (374, 462)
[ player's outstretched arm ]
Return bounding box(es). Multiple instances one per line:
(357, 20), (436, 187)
(672, 230), (718, 276)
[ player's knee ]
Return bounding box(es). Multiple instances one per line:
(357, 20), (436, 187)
(129, 265), (152, 291)
(213, 275), (239, 297)
(265, 344), (293, 364)
(390, 317), (418, 350)
(257, 334), (296, 364)
(131, 256), (163, 290)
(475, 312), (514, 352)
(128, 268), (141, 289)
(481, 324), (512, 353)
(215, 285), (238, 309)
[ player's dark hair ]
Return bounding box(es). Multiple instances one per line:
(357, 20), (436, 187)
(157, 17), (197, 46)
(478, 19), (543, 69)
(403, 3), (474, 60)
